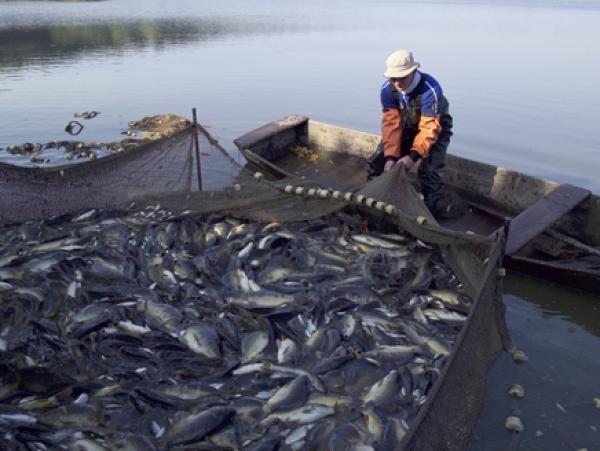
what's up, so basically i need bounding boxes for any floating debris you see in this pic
[556,402,567,414]
[292,145,319,161]
[74,111,100,120]
[2,114,191,165]
[64,120,84,136]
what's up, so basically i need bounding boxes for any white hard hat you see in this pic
[384,49,420,78]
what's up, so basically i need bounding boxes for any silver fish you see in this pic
[161,382,218,401]
[264,375,309,413]
[241,330,270,363]
[364,345,420,362]
[277,338,298,364]
[261,405,334,427]
[351,234,403,249]
[227,292,294,309]
[362,370,401,406]
[179,323,221,360]
[138,299,182,333]
[161,406,235,447]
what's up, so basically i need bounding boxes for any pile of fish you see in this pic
[0,207,472,450]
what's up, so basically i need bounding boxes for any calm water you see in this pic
[471,274,600,450]
[1,1,600,449]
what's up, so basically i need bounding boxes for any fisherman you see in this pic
[369,49,453,216]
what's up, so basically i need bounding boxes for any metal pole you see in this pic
[192,108,203,191]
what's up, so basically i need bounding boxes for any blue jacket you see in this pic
[380,71,450,160]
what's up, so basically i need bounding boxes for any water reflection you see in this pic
[470,281,600,451]
[0,17,301,72]
[504,272,600,337]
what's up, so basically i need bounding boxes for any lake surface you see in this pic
[1,1,600,449]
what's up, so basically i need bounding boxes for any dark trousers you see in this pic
[367,126,452,213]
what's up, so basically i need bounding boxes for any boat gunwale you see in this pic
[236,116,600,247]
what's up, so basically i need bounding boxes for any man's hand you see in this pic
[399,155,416,170]
[383,159,397,172]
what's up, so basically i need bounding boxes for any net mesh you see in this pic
[0,124,509,450]
[0,126,240,225]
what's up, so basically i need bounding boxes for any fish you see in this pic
[362,407,385,442]
[422,308,467,325]
[362,370,401,407]
[285,424,312,446]
[241,330,270,362]
[261,405,334,427]
[172,260,198,281]
[227,268,262,293]
[364,345,420,362]
[0,413,37,424]
[380,417,409,449]
[116,320,152,336]
[38,404,102,428]
[0,208,475,449]
[277,338,298,364]
[351,234,404,249]
[138,298,182,333]
[258,231,295,250]
[72,209,97,222]
[264,375,309,413]
[237,241,255,260]
[161,382,218,401]
[259,266,294,284]
[0,254,19,268]
[268,364,326,393]
[31,237,83,253]
[179,323,222,360]
[161,406,235,447]
[227,292,295,309]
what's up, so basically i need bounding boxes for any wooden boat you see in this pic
[235,115,600,295]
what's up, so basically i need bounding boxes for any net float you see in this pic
[384,204,396,215]
[505,416,523,433]
[511,349,528,364]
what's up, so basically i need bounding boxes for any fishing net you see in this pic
[0,125,239,226]
[0,123,509,450]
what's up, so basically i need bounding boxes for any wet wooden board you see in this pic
[505,184,590,256]
[234,115,308,162]
[507,255,600,294]
[242,148,295,178]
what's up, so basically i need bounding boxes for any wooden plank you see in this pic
[234,115,308,150]
[545,229,600,258]
[240,148,295,179]
[505,184,590,256]
[507,255,600,295]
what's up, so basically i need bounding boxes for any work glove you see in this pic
[398,155,416,170]
[383,159,397,172]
